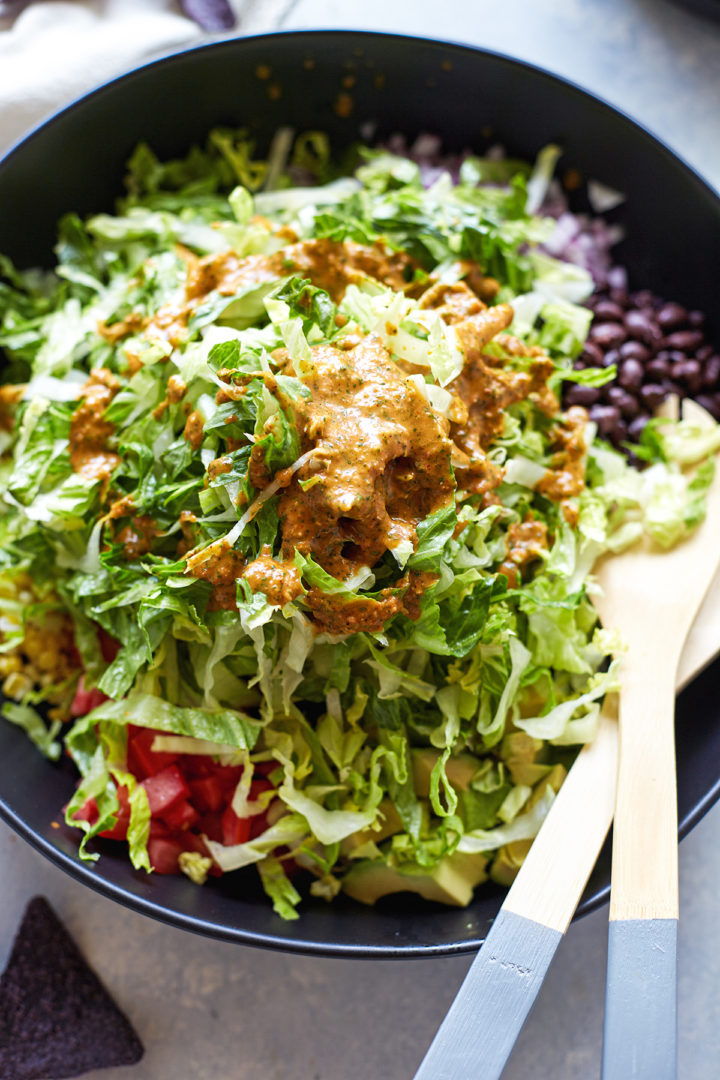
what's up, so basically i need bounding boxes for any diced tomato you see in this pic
[127,727,179,779]
[250,778,274,799]
[160,798,199,831]
[198,812,224,843]
[99,784,130,840]
[180,755,214,779]
[70,678,109,718]
[98,627,119,662]
[72,796,98,824]
[147,836,183,874]
[253,761,276,778]
[221,805,251,846]
[245,778,275,839]
[149,818,170,838]
[141,765,190,816]
[182,831,222,876]
[216,765,244,792]
[249,814,269,840]
[188,775,225,814]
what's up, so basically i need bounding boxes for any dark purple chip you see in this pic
[0,897,143,1080]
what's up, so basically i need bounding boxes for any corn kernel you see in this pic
[2,671,33,700]
[0,655,22,676]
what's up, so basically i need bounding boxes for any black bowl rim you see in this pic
[1,27,720,959]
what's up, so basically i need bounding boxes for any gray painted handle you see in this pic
[602,918,678,1080]
[413,910,562,1080]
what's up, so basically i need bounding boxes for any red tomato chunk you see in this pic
[148,836,184,874]
[127,726,178,778]
[141,765,190,815]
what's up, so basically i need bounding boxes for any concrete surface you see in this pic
[1,1,720,1078]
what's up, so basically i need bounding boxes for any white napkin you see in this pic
[0,1,211,155]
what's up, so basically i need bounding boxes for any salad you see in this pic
[0,130,716,920]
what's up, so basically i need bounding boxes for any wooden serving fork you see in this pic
[593,398,720,1080]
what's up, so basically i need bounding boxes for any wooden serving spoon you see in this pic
[413,399,720,1080]
[593,397,720,1080]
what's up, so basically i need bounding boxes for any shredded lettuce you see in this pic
[1,127,716,919]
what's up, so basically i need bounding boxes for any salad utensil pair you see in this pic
[414,399,720,1080]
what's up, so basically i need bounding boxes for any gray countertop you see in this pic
[2,2,720,1078]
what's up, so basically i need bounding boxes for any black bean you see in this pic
[630,290,655,309]
[590,321,627,348]
[565,385,601,407]
[639,383,666,410]
[594,299,626,322]
[662,330,705,352]
[625,309,662,346]
[688,310,706,329]
[580,342,605,367]
[701,355,720,390]
[619,340,651,363]
[646,357,670,381]
[609,287,630,308]
[612,419,629,444]
[603,348,621,369]
[619,358,644,391]
[656,302,687,330]
[662,378,684,397]
[628,415,650,442]
[607,386,640,418]
[671,359,703,394]
[696,344,713,363]
[589,404,621,435]
[696,394,720,421]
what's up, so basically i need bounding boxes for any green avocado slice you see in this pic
[342,851,488,907]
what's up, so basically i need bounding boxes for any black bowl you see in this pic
[1,30,719,958]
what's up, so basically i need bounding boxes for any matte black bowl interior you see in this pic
[1,30,719,958]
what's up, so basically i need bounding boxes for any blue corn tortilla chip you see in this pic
[0,896,143,1079]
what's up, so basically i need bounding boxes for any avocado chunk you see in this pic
[342,851,488,907]
[412,749,480,798]
[501,732,551,786]
[340,799,403,855]
[489,840,533,886]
